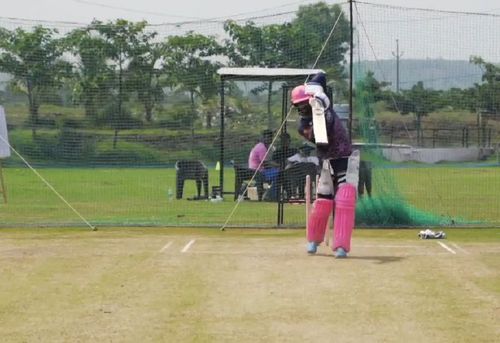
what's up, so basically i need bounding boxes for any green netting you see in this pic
[353,73,453,227]
[351,3,499,227]
[356,196,450,227]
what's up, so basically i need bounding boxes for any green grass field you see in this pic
[0,165,499,227]
[0,227,498,342]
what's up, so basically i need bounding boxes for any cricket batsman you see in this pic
[291,73,358,258]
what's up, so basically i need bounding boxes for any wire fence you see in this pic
[0,1,499,228]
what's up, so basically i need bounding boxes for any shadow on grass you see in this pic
[312,253,404,264]
[347,255,405,264]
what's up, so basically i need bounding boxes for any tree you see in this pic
[362,71,391,103]
[223,3,351,126]
[224,21,291,68]
[164,32,222,139]
[290,3,350,81]
[0,26,71,137]
[441,87,477,112]
[398,81,443,146]
[197,67,221,129]
[127,41,165,122]
[91,19,156,147]
[470,56,500,114]
[355,71,391,143]
[65,27,114,121]
[224,21,293,127]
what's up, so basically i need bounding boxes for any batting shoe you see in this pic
[307,242,318,254]
[335,247,347,259]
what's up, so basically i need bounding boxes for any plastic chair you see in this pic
[175,160,209,199]
[281,162,318,200]
[233,164,264,201]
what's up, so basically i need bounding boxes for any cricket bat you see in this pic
[309,98,328,144]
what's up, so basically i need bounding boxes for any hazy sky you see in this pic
[1,0,499,62]
[2,0,500,24]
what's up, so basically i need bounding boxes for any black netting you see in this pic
[0,2,498,228]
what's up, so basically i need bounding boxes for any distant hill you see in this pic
[0,60,487,92]
[356,59,484,91]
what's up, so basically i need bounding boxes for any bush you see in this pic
[23,116,57,129]
[10,130,59,161]
[156,104,196,129]
[93,141,166,165]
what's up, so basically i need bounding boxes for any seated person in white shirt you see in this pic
[286,142,319,168]
[282,142,319,199]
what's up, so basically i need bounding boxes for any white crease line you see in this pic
[450,242,470,255]
[188,250,450,257]
[181,239,196,253]
[437,241,456,254]
[159,241,172,253]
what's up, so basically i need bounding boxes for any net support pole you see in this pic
[348,0,354,143]
[0,160,6,203]
[277,86,288,226]
[219,77,225,197]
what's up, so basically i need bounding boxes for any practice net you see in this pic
[0,1,498,228]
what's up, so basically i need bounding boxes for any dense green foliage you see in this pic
[0,2,497,164]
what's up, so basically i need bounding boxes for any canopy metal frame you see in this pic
[217,67,324,225]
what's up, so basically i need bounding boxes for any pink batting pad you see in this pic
[307,198,334,243]
[333,184,356,252]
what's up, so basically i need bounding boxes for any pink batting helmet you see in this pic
[291,85,310,105]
